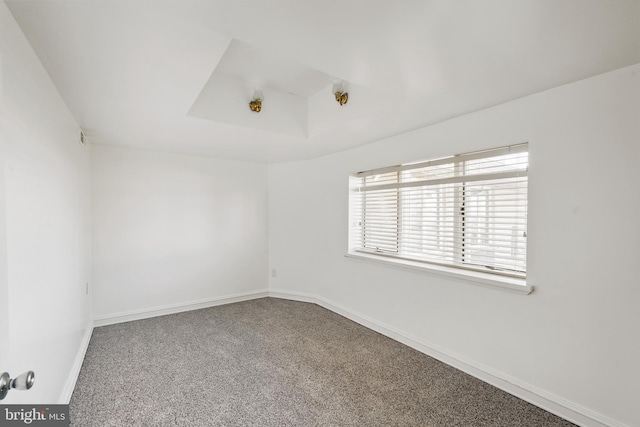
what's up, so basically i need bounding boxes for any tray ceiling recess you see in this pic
[188,39,350,138]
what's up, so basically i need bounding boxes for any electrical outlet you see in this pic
[271,269,277,278]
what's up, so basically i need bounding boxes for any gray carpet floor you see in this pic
[70,298,575,426]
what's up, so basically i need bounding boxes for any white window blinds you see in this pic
[349,143,528,278]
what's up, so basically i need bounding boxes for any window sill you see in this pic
[344,252,533,295]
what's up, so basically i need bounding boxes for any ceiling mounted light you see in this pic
[332,79,348,106]
[249,87,263,113]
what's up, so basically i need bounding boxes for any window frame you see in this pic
[347,144,531,294]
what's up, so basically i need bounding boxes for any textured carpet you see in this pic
[70,298,575,426]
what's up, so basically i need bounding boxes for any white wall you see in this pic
[91,145,268,319]
[0,100,8,379]
[1,1,92,403]
[268,65,640,427]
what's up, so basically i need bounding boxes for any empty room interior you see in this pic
[1,0,639,426]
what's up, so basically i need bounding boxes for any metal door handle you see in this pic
[0,371,35,400]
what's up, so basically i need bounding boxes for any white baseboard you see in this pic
[59,320,94,404]
[93,290,269,327]
[269,289,627,427]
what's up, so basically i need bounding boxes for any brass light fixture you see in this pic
[249,88,263,113]
[332,79,348,106]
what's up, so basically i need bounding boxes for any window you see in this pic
[348,144,528,279]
